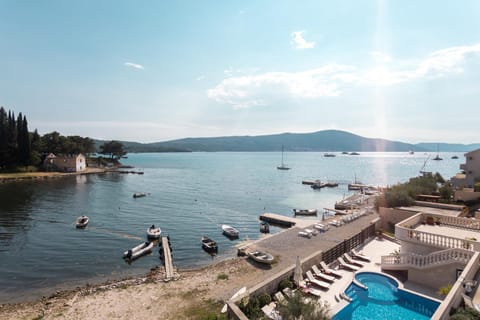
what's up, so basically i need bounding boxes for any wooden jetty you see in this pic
[161,236,178,282]
[260,213,297,227]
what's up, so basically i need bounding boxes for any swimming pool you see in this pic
[333,272,440,320]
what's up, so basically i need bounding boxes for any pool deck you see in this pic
[320,238,443,316]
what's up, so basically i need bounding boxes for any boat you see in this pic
[277,145,290,170]
[432,144,443,161]
[201,236,218,253]
[293,209,318,216]
[133,192,147,198]
[409,150,414,155]
[323,152,336,157]
[260,221,270,233]
[146,225,161,239]
[248,250,275,265]
[349,152,360,155]
[311,181,326,189]
[75,215,89,228]
[452,155,459,159]
[341,151,349,154]
[123,241,154,260]
[222,224,240,238]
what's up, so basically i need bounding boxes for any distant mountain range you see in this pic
[95,130,480,153]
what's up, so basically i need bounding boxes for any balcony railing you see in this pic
[396,226,480,251]
[381,248,474,270]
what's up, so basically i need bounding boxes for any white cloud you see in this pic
[196,75,206,81]
[208,43,480,107]
[207,64,356,108]
[124,62,145,70]
[291,31,315,49]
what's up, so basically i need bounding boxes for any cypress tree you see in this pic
[0,107,7,167]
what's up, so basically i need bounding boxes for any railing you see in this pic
[438,216,480,231]
[381,248,474,270]
[396,227,478,250]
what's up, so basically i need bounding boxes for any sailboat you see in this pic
[277,145,290,170]
[432,144,442,161]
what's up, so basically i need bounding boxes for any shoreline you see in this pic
[0,256,257,320]
[0,167,111,183]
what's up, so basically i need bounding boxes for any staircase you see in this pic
[381,248,474,271]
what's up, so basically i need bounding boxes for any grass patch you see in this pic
[182,299,227,320]
[217,273,229,281]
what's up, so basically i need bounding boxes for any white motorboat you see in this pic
[293,209,318,216]
[146,225,161,239]
[75,215,89,228]
[222,224,239,238]
[248,250,275,265]
[123,241,154,260]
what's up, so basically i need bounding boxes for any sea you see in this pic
[0,151,462,303]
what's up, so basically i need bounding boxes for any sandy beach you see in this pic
[0,257,263,320]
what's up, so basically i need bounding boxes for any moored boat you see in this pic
[75,215,89,228]
[123,241,154,260]
[260,221,270,233]
[222,224,240,238]
[293,209,317,216]
[201,236,218,253]
[133,192,147,198]
[147,225,161,239]
[248,250,275,265]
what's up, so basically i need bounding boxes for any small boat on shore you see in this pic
[133,192,147,198]
[248,250,275,265]
[75,215,89,228]
[201,236,218,254]
[260,221,270,233]
[222,224,240,238]
[123,241,154,260]
[147,225,161,239]
[293,209,317,216]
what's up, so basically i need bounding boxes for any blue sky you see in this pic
[1,1,480,143]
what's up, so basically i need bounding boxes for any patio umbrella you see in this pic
[293,256,303,287]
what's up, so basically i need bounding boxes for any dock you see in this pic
[161,236,178,282]
[260,213,297,227]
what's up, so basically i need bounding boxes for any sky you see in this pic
[1,0,480,144]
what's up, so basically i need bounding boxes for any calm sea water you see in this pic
[0,151,461,303]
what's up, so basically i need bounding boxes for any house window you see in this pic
[469,156,473,160]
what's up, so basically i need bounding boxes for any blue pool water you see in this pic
[333,272,440,320]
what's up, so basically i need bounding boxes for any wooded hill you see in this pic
[103,130,480,153]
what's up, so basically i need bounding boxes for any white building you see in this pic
[452,149,480,189]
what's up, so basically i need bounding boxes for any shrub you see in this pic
[278,278,293,291]
[257,293,272,307]
[438,284,453,296]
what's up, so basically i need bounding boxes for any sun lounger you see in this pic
[329,220,342,227]
[343,253,365,267]
[262,302,281,320]
[311,265,335,283]
[319,261,342,278]
[298,231,312,238]
[351,249,372,262]
[337,257,360,271]
[306,270,330,290]
[274,291,286,303]
[282,287,294,298]
[303,285,322,297]
[313,223,329,232]
[304,228,318,236]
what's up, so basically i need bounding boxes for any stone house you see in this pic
[43,153,87,172]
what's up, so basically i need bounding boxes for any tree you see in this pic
[277,291,331,320]
[99,140,127,160]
